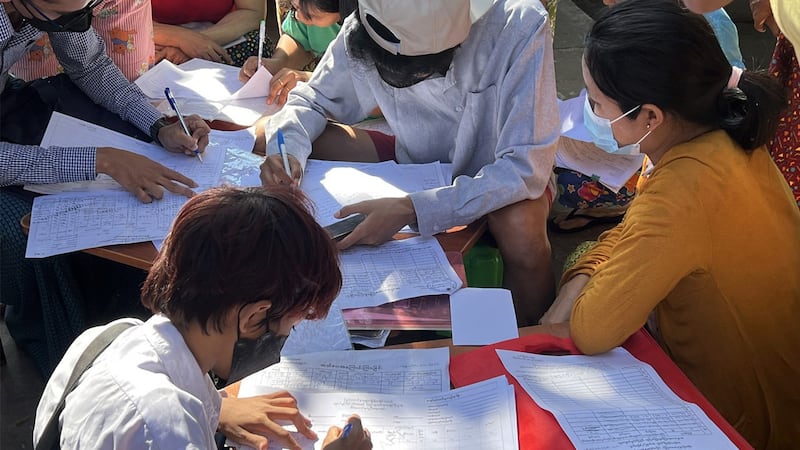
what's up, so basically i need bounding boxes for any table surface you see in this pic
[20,214,486,271]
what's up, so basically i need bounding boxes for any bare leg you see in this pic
[310,123,380,162]
[488,196,555,327]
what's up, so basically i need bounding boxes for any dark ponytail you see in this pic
[585,0,786,152]
[717,71,786,150]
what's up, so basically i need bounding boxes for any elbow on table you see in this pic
[570,319,625,356]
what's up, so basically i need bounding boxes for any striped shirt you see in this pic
[1,7,162,186]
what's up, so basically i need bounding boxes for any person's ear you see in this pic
[640,103,664,131]
[238,300,272,338]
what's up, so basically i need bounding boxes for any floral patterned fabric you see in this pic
[768,33,800,207]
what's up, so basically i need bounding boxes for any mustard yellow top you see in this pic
[564,130,800,450]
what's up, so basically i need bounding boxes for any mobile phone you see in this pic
[324,213,366,241]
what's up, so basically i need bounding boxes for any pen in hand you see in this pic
[276,129,292,178]
[164,87,203,163]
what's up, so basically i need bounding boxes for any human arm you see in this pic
[47,29,168,140]
[750,0,779,35]
[152,23,233,64]
[257,23,376,175]
[199,0,264,48]
[566,167,710,354]
[406,6,560,235]
[240,33,316,82]
[334,197,417,249]
[0,142,198,202]
[218,392,316,450]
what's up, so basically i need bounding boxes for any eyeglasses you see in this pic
[19,0,103,33]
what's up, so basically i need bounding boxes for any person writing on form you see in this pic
[257,0,560,326]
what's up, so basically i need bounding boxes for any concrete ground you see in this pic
[0,2,775,448]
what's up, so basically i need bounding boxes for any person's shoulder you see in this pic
[482,0,548,30]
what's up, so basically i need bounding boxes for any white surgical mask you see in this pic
[583,95,652,155]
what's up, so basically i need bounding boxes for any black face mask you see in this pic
[19,0,100,33]
[223,321,288,386]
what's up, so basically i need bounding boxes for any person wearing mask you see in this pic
[239,0,356,107]
[258,0,560,326]
[1,0,210,375]
[541,1,800,448]
[34,186,372,450]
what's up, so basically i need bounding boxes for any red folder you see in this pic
[449,328,752,449]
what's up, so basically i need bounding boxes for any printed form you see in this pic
[239,347,450,397]
[239,376,517,450]
[497,348,737,450]
[301,160,448,227]
[335,236,463,309]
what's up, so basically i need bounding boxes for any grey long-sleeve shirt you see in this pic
[265,0,559,235]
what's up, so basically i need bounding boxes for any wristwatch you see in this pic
[149,117,170,146]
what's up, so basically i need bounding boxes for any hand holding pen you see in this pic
[161,88,211,160]
[258,129,302,186]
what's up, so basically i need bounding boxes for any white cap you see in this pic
[358,0,493,56]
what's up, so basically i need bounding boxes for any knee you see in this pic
[487,197,552,265]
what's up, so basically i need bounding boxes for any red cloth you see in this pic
[449,328,753,450]
[151,0,235,24]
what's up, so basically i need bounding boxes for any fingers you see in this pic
[186,115,211,152]
[239,56,259,82]
[260,155,295,186]
[267,69,298,106]
[227,426,270,450]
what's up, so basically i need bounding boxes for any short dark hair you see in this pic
[142,186,342,334]
[296,0,356,19]
[585,0,786,151]
[346,6,457,88]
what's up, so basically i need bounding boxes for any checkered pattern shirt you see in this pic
[1,8,162,186]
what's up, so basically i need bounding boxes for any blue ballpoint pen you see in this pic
[164,87,203,162]
[276,129,292,177]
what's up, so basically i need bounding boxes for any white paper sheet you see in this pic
[450,288,519,345]
[238,376,518,450]
[556,91,644,193]
[497,348,737,450]
[239,347,451,397]
[335,236,463,309]
[300,160,448,227]
[28,112,228,194]
[280,305,353,356]
[26,190,186,258]
[135,59,278,124]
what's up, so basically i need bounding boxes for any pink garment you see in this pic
[151,0,234,24]
[10,0,155,82]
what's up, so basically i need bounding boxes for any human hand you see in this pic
[322,416,372,450]
[239,56,261,82]
[268,68,311,106]
[156,115,211,156]
[334,197,417,250]
[750,0,778,35]
[219,392,317,450]
[155,45,191,65]
[259,153,303,186]
[176,28,233,64]
[96,147,197,203]
[539,274,591,325]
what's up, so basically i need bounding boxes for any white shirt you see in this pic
[34,315,222,449]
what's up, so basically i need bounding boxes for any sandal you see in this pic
[548,208,625,233]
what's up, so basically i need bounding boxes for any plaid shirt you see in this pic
[1,8,162,186]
